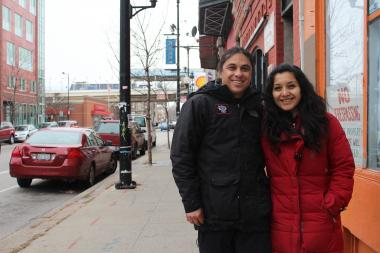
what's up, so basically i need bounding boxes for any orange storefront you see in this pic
[199,0,380,252]
[46,96,113,128]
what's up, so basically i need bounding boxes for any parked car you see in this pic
[169,121,176,129]
[58,120,78,127]
[9,127,117,188]
[159,122,169,131]
[132,114,156,147]
[94,120,146,159]
[38,121,58,129]
[14,124,38,142]
[0,121,16,144]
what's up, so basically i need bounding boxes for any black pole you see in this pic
[67,74,70,120]
[176,0,180,118]
[115,0,136,189]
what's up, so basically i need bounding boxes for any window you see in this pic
[368,17,380,170]
[19,0,26,8]
[20,79,26,91]
[8,76,16,88]
[7,42,15,66]
[30,80,36,92]
[325,0,364,167]
[26,20,33,42]
[2,6,11,31]
[15,13,22,37]
[19,47,33,71]
[29,0,36,15]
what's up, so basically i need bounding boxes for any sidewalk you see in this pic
[0,144,198,253]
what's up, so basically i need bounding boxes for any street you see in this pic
[0,130,172,241]
[0,143,89,240]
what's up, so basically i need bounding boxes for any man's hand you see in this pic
[186,208,204,226]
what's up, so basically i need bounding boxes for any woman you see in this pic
[171,47,271,253]
[261,63,355,253]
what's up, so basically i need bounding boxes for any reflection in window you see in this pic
[26,20,33,42]
[368,18,380,170]
[325,0,364,166]
[15,13,22,37]
[369,0,380,14]
[7,42,15,66]
[2,6,11,31]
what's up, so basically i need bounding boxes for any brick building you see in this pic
[199,0,380,252]
[0,0,44,125]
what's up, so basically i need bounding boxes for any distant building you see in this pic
[0,0,44,125]
[45,68,204,125]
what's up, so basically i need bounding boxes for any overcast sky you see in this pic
[45,0,200,91]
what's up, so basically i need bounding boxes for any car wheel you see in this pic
[87,165,96,187]
[8,135,15,144]
[153,138,156,147]
[140,147,145,156]
[107,158,117,174]
[17,178,32,188]
[131,148,137,159]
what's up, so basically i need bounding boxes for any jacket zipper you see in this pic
[295,153,304,252]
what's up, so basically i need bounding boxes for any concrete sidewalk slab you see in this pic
[0,145,198,253]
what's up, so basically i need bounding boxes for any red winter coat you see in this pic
[261,113,355,253]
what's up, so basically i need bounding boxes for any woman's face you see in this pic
[219,53,252,98]
[272,71,302,113]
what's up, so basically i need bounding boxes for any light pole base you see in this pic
[115,180,137,189]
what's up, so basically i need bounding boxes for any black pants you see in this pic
[197,230,271,253]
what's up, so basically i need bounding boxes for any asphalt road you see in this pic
[0,143,101,240]
[0,129,168,241]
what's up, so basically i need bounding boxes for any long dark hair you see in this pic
[263,64,328,152]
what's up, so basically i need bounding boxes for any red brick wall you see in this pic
[0,0,38,120]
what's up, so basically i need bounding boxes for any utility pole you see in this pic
[115,0,157,190]
[176,0,180,118]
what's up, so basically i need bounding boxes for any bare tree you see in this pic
[131,12,165,165]
[153,74,171,149]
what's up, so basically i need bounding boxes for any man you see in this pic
[171,47,271,253]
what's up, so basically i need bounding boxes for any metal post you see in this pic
[67,74,70,120]
[115,0,135,189]
[176,0,180,118]
[115,0,157,190]
[62,72,70,120]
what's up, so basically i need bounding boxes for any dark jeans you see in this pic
[197,230,271,253]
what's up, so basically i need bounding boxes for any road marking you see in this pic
[0,171,9,175]
[0,185,18,194]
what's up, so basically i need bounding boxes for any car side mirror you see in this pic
[140,129,146,133]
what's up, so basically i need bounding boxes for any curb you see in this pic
[0,170,118,253]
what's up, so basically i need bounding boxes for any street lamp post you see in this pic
[62,72,70,120]
[115,0,157,190]
[176,0,180,119]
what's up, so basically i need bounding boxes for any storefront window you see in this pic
[325,0,364,167]
[368,17,380,170]
[369,0,380,14]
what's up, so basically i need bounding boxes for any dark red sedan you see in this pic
[9,128,117,188]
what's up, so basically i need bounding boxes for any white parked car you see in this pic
[132,114,156,147]
[14,124,38,142]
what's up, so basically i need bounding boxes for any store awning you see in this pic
[199,35,218,69]
[199,0,232,38]
[92,110,111,116]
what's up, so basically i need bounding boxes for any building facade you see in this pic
[0,0,43,126]
[199,0,380,252]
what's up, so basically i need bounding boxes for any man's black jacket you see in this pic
[171,82,271,232]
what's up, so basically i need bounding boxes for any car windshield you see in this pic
[133,116,146,127]
[94,122,119,134]
[58,122,68,127]
[15,126,28,131]
[26,131,82,145]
